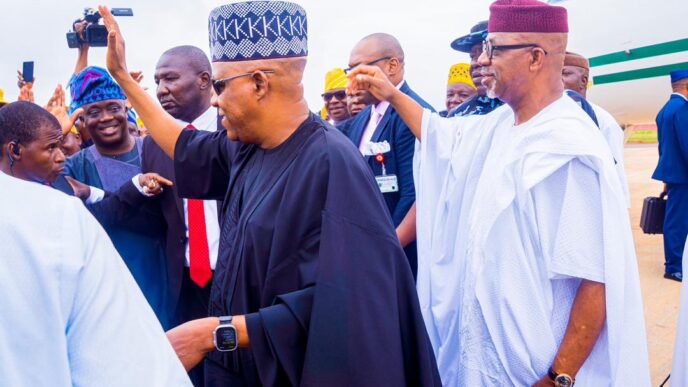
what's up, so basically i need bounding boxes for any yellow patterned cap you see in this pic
[0,88,7,105]
[447,63,476,89]
[324,68,348,93]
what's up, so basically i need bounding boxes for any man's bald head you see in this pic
[159,45,211,74]
[155,45,213,123]
[353,33,405,64]
[349,33,406,104]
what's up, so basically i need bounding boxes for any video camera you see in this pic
[66,8,133,48]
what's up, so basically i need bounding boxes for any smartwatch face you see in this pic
[215,325,237,352]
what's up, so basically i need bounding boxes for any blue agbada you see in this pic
[64,140,170,329]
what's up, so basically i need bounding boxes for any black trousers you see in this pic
[175,268,213,387]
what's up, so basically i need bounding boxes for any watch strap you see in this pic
[548,367,558,381]
[219,315,233,325]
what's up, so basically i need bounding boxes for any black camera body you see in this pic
[66,8,133,48]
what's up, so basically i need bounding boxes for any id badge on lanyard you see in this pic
[374,152,398,193]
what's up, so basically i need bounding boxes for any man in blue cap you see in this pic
[99,3,440,386]
[652,69,688,282]
[449,20,505,117]
[64,66,171,327]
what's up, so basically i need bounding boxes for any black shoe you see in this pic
[664,272,683,282]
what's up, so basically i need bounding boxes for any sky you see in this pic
[0,0,685,117]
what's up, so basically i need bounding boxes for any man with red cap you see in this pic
[348,0,650,385]
[563,51,630,207]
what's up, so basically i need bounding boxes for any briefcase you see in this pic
[640,192,667,234]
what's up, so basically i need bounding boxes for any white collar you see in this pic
[176,107,217,132]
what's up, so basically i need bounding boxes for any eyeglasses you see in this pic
[211,70,275,96]
[482,40,548,60]
[344,56,392,74]
[321,90,347,102]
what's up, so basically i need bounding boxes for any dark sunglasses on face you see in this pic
[211,70,276,96]
[321,90,347,102]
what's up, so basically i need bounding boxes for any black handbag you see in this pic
[640,191,667,234]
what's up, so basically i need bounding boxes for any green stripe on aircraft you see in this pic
[589,38,688,67]
[592,62,688,85]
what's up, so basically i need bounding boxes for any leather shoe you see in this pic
[664,272,683,282]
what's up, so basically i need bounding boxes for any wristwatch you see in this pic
[213,316,238,352]
[548,367,575,387]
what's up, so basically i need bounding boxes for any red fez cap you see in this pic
[564,52,589,70]
[488,0,568,33]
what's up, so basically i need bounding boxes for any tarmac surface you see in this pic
[625,144,681,386]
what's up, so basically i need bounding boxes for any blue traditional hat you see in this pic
[451,20,488,53]
[208,1,308,62]
[670,69,688,84]
[68,66,126,114]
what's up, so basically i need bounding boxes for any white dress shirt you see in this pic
[131,107,221,269]
[0,172,191,386]
[177,108,221,269]
[358,80,405,154]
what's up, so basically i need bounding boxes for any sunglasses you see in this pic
[211,70,275,96]
[321,90,347,102]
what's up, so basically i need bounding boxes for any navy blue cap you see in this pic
[671,69,688,84]
[451,20,488,53]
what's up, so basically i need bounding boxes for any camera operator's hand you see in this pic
[45,84,83,136]
[73,20,90,75]
[74,20,90,45]
[99,6,132,82]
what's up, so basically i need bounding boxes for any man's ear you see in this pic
[530,48,547,70]
[253,71,270,99]
[581,73,589,92]
[8,142,22,161]
[199,71,212,90]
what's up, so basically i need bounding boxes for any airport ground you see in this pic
[626,143,681,385]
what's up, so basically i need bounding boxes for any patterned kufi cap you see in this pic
[208,1,308,62]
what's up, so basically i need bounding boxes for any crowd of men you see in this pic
[2,0,688,386]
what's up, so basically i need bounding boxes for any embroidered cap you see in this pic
[488,0,568,33]
[324,68,347,93]
[447,63,476,89]
[208,1,308,62]
[68,66,126,114]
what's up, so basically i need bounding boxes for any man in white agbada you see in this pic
[0,171,191,386]
[348,0,650,385]
[671,236,688,385]
[562,51,630,207]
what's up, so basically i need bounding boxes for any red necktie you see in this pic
[186,124,212,287]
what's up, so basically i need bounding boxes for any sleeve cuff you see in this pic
[131,174,154,197]
[85,187,105,204]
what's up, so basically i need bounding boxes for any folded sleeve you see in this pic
[244,286,315,386]
[174,128,235,200]
[532,158,606,283]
